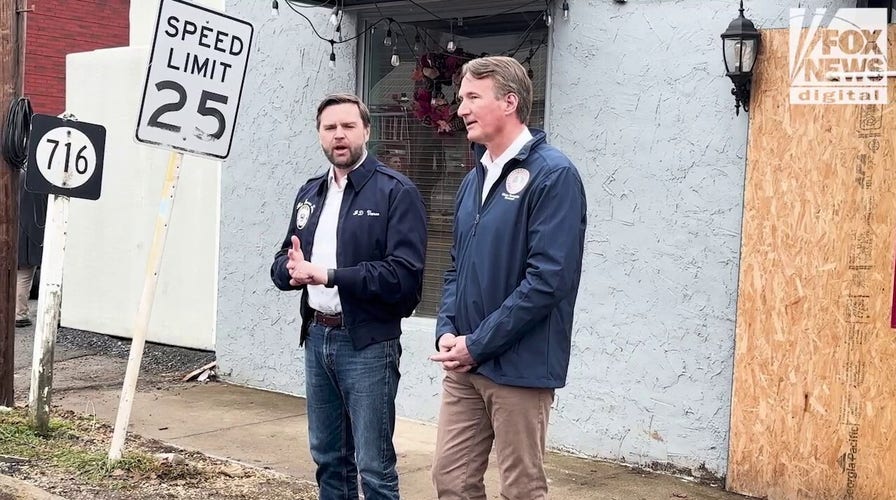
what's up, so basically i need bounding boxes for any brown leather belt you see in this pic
[313,310,343,328]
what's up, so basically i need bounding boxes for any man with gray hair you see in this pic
[430,56,587,499]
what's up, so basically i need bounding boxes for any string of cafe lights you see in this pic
[271,0,390,68]
[368,1,549,69]
[269,0,580,69]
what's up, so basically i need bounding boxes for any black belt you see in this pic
[312,310,343,328]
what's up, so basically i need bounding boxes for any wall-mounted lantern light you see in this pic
[721,1,761,115]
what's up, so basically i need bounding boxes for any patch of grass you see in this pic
[0,406,317,499]
[0,407,203,488]
[0,410,52,459]
[53,448,158,482]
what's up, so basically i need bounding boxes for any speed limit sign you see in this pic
[26,114,106,200]
[134,0,253,160]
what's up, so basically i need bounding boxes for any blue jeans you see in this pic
[305,323,401,500]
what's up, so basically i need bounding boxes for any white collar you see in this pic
[480,127,533,170]
[328,150,368,187]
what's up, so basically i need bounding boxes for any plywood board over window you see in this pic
[727,26,896,499]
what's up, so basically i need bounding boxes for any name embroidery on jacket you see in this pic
[352,210,381,217]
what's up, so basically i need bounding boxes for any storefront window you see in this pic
[363,13,548,316]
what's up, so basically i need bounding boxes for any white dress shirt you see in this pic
[307,152,367,314]
[480,127,533,204]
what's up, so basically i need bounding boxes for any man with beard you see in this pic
[271,93,427,499]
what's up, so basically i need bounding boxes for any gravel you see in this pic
[56,327,216,376]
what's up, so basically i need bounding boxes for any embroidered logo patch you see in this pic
[296,201,313,229]
[505,168,530,196]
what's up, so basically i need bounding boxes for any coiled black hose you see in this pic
[3,97,33,169]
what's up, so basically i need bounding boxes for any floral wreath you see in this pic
[411,49,480,135]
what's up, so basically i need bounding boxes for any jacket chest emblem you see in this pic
[296,201,314,229]
[503,168,530,201]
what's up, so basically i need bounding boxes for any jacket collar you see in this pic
[315,151,380,196]
[471,128,547,167]
[346,152,379,191]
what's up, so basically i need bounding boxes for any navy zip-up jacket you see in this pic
[436,129,587,388]
[271,154,427,350]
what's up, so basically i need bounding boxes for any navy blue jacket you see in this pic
[436,129,586,388]
[18,175,47,268]
[271,154,427,350]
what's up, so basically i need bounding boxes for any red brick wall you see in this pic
[24,0,130,115]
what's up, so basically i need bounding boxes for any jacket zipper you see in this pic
[335,180,354,326]
[456,167,486,316]
[472,157,521,236]
[457,154,522,334]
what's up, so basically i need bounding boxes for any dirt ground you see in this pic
[7,326,750,500]
[4,326,317,499]
[0,405,316,499]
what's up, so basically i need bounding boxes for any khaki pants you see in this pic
[432,371,554,500]
[16,267,35,321]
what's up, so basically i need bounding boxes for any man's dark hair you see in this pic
[316,93,371,129]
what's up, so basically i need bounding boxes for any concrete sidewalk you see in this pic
[10,319,749,499]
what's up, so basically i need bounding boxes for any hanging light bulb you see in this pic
[391,46,400,67]
[329,42,336,70]
[527,66,534,79]
[271,0,279,18]
[447,21,455,52]
[329,6,340,26]
[414,31,422,52]
[562,0,569,20]
[544,11,553,27]
[384,25,393,46]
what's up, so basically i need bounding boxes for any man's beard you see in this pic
[323,144,365,170]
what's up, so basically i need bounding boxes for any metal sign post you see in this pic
[26,113,106,434]
[109,0,252,461]
[108,151,182,459]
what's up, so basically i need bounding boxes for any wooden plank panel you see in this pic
[727,26,896,499]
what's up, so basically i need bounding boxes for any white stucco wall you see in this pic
[533,0,848,475]
[61,0,226,350]
[215,0,853,477]
[214,1,357,389]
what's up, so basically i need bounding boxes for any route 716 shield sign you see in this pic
[25,114,106,200]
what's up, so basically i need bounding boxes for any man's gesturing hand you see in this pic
[287,235,327,286]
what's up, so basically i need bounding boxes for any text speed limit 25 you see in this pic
[135,0,254,160]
